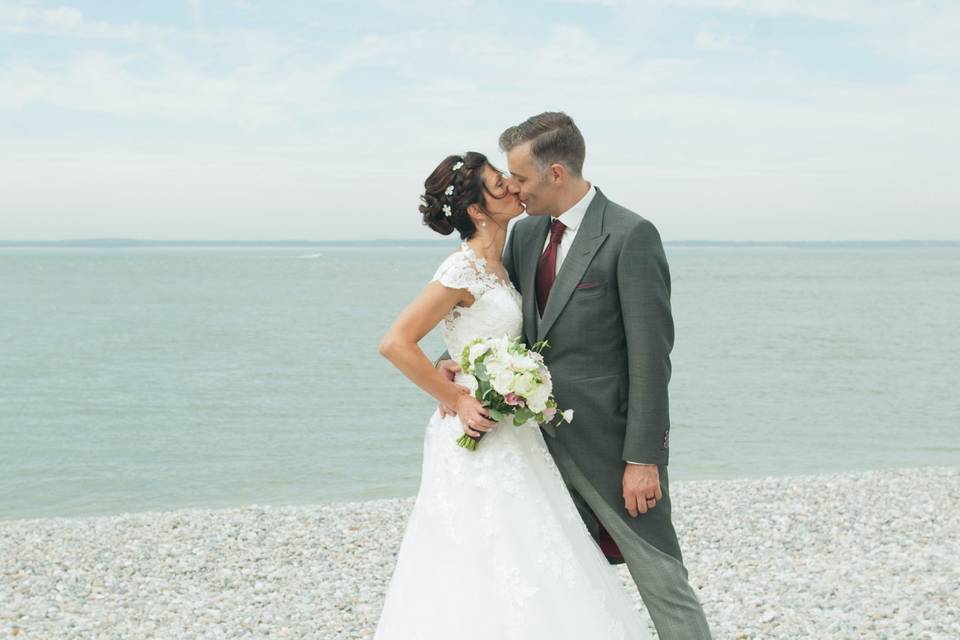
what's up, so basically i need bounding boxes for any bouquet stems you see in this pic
[456,432,483,450]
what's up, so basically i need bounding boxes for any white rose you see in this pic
[483,356,505,377]
[468,342,489,365]
[483,357,512,395]
[562,409,575,423]
[504,352,535,373]
[526,383,551,413]
[510,371,537,398]
[491,368,515,395]
[538,374,552,397]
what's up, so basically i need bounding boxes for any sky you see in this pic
[1,0,958,241]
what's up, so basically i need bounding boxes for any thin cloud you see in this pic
[0,0,956,240]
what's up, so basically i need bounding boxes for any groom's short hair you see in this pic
[498,112,586,178]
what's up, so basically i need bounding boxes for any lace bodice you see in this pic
[431,243,523,361]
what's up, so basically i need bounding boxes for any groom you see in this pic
[440,112,712,639]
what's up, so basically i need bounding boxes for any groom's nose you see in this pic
[505,177,520,194]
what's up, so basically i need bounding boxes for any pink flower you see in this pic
[544,407,557,420]
[504,393,524,407]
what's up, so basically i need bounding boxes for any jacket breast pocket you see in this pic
[572,280,608,299]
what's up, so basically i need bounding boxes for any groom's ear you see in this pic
[548,163,566,185]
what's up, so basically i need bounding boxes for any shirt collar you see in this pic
[553,184,595,231]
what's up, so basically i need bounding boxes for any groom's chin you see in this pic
[521,202,549,217]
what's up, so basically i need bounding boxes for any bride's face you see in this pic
[478,165,525,225]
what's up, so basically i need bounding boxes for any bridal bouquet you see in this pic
[456,335,574,451]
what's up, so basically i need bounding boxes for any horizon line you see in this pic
[1,238,959,247]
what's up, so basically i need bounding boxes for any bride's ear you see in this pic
[466,203,483,224]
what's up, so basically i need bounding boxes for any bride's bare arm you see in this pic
[379,282,497,434]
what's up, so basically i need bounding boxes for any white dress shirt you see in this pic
[540,184,648,467]
[541,184,596,275]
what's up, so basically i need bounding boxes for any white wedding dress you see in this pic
[373,243,651,640]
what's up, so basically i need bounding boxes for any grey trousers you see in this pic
[545,438,713,639]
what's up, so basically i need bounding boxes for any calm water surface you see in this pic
[2,244,958,519]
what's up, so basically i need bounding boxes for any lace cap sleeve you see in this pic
[430,245,492,298]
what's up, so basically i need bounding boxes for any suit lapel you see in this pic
[537,190,609,342]
[522,216,550,346]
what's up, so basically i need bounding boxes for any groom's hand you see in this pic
[436,359,461,417]
[622,464,663,517]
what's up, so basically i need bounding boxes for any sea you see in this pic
[2,240,958,520]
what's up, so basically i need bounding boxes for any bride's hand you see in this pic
[454,394,497,438]
[436,359,461,417]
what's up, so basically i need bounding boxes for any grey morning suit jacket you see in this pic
[502,187,682,562]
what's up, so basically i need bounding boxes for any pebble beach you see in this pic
[2,466,958,639]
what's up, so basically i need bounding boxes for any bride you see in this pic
[375,151,651,639]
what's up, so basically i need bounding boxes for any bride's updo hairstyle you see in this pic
[419,151,495,240]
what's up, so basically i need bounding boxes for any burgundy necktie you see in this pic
[536,219,567,316]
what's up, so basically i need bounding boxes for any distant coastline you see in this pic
[2,238,959,248]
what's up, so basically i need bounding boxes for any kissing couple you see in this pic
[376,112,712,639]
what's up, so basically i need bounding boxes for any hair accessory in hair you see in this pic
[442,204,452,217]
[444,185,454,196]
[452,161,464,171]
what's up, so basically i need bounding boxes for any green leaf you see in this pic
[474,360,490,381]
[532,339,551,353]
[512,407,534,425]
